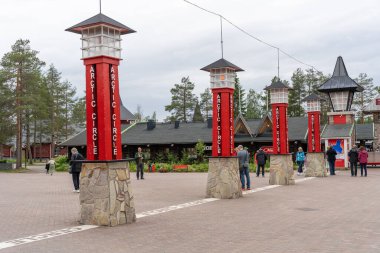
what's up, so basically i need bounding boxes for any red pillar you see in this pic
[84,56,122,160]
[212,88,234,157]
[307,111,321,152]
[271,103,289,154]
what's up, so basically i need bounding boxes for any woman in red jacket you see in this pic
[358,146,368,177]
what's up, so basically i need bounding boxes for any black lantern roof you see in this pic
[302,93,325,102]
[264,81,293,91]
[318,56,363,92]
[66,13,136,35]
[201,58,244,72]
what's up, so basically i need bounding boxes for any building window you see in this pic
[330,91,348,111]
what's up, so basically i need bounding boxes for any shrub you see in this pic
[55,155,69,171]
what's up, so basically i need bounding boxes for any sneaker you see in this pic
[72,189,77,192]
[76,190,80,193]
[247,188,251,191]
[241,188,245,191]
[141,178,145,180]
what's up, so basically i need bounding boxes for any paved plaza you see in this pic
[0,165,380,253]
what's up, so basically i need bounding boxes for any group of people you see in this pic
[347,145,368,177]
[236,145,267,191]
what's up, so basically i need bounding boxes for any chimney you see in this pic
[174,120,180,129]
[147,119,156,130]
[207,117,212,129]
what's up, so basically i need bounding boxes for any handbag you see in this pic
[68,165,73,174]
[243,162,249,168]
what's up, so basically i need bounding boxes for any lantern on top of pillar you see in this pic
[201,58,244,157]
[264,81,293,155]
[302,93,325,153]
[66,13,136,160]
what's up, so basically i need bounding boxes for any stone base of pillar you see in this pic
[269,154,295,185]
[304,152,328,177]
[206,157,242,199]
[79,161,136,226]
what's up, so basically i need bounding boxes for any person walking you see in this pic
[237,145,251,191]
[296,147,305,176]
[326,146,337,175]
[48,157,55,176]
[135,147,145,180]
[348,145,359,176]
[69,148,84,193]
[255,147,267,177]
[358,146,368,177]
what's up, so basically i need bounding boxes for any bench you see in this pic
[172,164,188,171]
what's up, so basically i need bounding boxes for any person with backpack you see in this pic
[296,147,305,176]
[326,146,337,175]
[237,145,251,191]
[255,147,267,177]
[348,145,359,176]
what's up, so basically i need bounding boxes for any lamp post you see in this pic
[66,13,135,160]
[318,56,363,169]
[201,58,244,157]
[202,58,244,199]
[264,81,295,185]
[66,12,136,226]
[264,81,292,154]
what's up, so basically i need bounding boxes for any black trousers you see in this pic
[72,172,80,190]
[137,163,144,179]
[257,164,265,176]
[350,162,357,176]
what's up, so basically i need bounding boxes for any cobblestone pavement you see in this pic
[1,165,380,253]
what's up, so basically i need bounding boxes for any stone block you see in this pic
[269,154,295,185]
[206,157,242,199]
[304,152,328,177]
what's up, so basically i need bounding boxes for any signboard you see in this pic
[109,65,118,159]
[376,98,380,105]
[275,107,280,153]
[311,114,315,152]
[216,93,222,155]
[328,139,345,167]
[229,93,234,155]
[89,64,99,159]
[261,146,274,154]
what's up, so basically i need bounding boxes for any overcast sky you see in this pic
[1,0,379,120]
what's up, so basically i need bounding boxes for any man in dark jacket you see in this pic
[326,146,337,175]
[70,147,84,193]
[256,147,267,177]
[135,147,145,180]
[348,145,359,176]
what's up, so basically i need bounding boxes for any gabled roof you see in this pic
[321,124,354,139]
[65,13,136,35]
[264,81,293,90]
[120,100,136,121]
[201,58,244,72]
[363,95,380,113]
[356,123,374,140]
[302,93,325,102]
[318,56,363,92]
[234,114,254,137]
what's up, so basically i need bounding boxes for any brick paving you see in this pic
[1,165,380,253]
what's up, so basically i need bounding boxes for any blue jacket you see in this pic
[296,151,305,162]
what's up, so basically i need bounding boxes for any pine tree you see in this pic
[233,77,246,118]
[245,88,264,119]
[354,73,377,123]
[199,88,212,120]
[165,77,197,122]
[193,100,203,122]
[288,68,306,117]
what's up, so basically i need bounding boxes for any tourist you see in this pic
[256,147,267,177]
[237,145,251,191]
[135,147,145,180]
[326,146,337,175]
[358,146,368,177]
[348,145,359,176]
[48,157,55,176]
[69,148,84,193]
[296,147,305,176]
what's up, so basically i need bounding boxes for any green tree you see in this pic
[245,88,263,119]
[0,39,45,168]
[0,71,15,158]
[192,100,203,122]
[71,96,86,128]
[288,68,306,117]
[165,76,197,122]
[233,77,246,118]
[199,88,212,120]
[354,73,377,123]
[195,139,206,162]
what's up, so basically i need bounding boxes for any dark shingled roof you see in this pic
[318,56,363,92]
[245,119,262,136]
[302,93,325,102]
[356,124,374,140]
[120,101,136,121]
[321,124,354,138]
[288,117,309,140]
[122,122,212,145]
[65,13,136,35]
[264,81,293,91]
[201,58,244,72]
